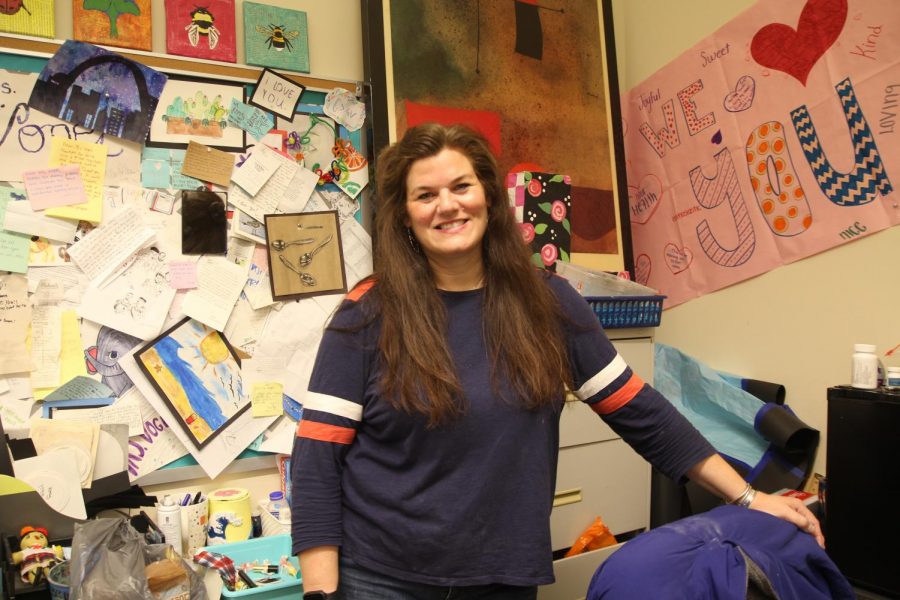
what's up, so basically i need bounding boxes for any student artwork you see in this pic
[507,171,572,271]
[621,0,900,307]
[249,68,305,120]
[264,211,347,301]
[147,74,246,151]
[134,317,247,450]
[28,40,167,144]
[0,0,54,38]
[84,326,143,397]
[72,0,153,51]
[243,1,310,73]
[319,138,369,199]
[276,111,337,174]
[164,0,236,63]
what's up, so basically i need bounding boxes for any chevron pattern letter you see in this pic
[791,77,893,206]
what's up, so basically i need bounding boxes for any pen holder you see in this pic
[206,488,252,545]
[180,496,209,556]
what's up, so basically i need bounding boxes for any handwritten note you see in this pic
[229,145,298,221]
[0,190,29,273]
[324,87,366,132]
[231,143,282,196]
[44,375,114,402]
[181,141,234,187]
[52,395,144,437]
[22,165,88,210]
[65,205,155,284]
[182,257,249,331]
[251,381,283,417]
[0,274,32,375]
[228,99,275,141]
[44,137,108,223]
[250,69,305,119]
[275,166,319,213]
[169,261,198,289]
[32,310,89,401]
[30,305,62,390]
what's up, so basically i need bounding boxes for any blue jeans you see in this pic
[337,554,538,600]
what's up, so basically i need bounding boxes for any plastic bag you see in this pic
[69,518,151,600]
[69,518,208,600]
[563,516,618,558]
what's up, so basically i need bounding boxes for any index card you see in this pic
[251,382,283,417]
[169,261,198,289]
[0,190,29,274]
[45,137,108,224]
[181,141,234,187]
[22,165,89,210]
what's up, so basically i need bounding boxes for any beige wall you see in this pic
[611,0,900,474]
[52,0,364,83]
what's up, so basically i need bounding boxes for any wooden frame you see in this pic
[134,317,247,451]
[264,211,347,301]
[361,0,633,275]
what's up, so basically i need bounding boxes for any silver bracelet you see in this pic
[727,483,756,508]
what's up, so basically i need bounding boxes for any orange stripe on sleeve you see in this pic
[298,420,356,444]
[346,279,376,302]
[590,373,645,416]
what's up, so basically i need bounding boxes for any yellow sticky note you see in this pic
[251,381,283,417]
[45,138,107,223]
[33,310,89,400]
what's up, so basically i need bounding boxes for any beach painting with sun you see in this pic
[135,317,247,449]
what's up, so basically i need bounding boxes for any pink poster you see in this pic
[622,0,900,308]
[164,0,237,63]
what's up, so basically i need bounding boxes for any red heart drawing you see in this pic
[664,243,693,274]
[750,0,847,85]
[634,254,651,286]
[628,174,665,225]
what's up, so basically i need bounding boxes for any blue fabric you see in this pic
[587,506,854,600]
[654,344,768,467]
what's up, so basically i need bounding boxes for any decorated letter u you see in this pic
[791,77,893,206]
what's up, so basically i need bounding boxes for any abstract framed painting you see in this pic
[134,317,247,450]
[164,0,237,63]
[146,73,247,151]
[362,0,633,275]
[73,0,153,52]
[243,1,310,74]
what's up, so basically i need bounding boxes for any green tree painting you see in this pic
[82,0,140,38]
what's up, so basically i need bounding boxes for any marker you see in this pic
[192,491,203,504]
[181,492,192,506]
[238,569,257,588]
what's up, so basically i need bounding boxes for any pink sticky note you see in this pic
[169,261,198,290]
[22,165,89,210]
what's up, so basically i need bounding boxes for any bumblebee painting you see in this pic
[256,23,299,52]
[186,6,220,49]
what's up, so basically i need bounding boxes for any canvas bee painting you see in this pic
[165,0,236,63]
[243,1,309,73]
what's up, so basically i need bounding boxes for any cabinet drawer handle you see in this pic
[553,488,583,507]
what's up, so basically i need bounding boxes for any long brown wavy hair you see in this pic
[365,123,572,427]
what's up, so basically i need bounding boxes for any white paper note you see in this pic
[231,144,282,196]
[52,395,144,437]
[229,147,298,222]
[0,274,33,376]
[182,257,249,332]
[13,452,88,520]
[29,305,62,390]
[3,198,78,243]
[66,205,156,284]
[276,167,319,214]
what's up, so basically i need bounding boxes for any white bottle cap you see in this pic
[853,343,876,353]
[162,494,174,506]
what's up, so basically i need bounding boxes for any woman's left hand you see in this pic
[749,491,825,548]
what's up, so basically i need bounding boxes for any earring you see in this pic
[407,227,421,254]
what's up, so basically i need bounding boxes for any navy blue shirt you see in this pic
[290,274,715,586]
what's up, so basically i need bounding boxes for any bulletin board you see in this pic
[0,33,366,486]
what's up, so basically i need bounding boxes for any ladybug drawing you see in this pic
[0,0,31,16]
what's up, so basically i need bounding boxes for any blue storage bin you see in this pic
[584,295,666,329]
[200,534,301,599]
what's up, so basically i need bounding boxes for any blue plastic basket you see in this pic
[201,534,301,599]
[585,295,666,329]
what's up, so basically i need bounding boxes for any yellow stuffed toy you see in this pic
[11,526,64,585]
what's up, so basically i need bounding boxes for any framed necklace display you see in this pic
[264,210,347,301]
